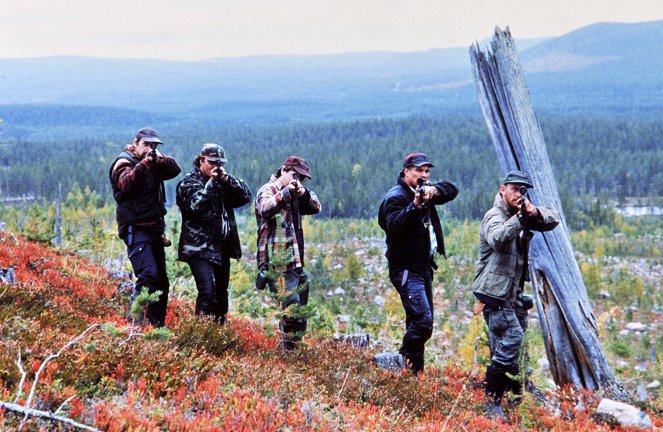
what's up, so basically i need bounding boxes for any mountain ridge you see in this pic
[1,20,663,138]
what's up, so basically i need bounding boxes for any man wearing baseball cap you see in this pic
[176,143,251,323]
[254,155,321,351]
[378,152,459,374]
[473,170,559,421]
[109,127,181,327]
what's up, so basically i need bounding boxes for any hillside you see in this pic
[3,20,663,140]
[0,230,661,431]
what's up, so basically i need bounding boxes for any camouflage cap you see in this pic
[502,170,534,188]
[199,143,227,162]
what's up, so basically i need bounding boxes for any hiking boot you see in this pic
[486,400,508,423]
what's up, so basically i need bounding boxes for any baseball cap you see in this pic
[404,152,434,168]
[283,156,311,179]
[135,127,163,144]
[199,143,227,162]
[502,170,534,188]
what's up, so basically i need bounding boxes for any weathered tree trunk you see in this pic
[469,27,628,400]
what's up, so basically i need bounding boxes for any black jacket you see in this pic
[109,150,181,238]
[378,174,458,273]
[176,168,252,264]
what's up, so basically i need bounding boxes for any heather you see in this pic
[0,230,661,430]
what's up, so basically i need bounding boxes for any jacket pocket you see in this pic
[128,242,146,259]
[401,291,424,318]
[484,271,514,300]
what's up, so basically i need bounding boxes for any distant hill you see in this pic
[1,20,663,139]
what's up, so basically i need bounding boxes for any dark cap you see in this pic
[135,127,163,144]
[404,152,434,168]
[502,170,534,188]
[199,143,227,162]
[283,155,311,179]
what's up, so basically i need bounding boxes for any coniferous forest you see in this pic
[1,115,661,225]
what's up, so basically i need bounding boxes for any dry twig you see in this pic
[1,324,101,431]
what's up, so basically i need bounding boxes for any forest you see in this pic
[0,114,661,226]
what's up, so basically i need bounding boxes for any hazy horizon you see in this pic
[2,0,663,61]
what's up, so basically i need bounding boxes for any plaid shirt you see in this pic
[255,175,321,270]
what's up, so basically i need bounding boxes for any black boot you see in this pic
[402,351,424,375]
[485,365,508,422]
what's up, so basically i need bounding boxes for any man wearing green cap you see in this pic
[176,143,251,323]
[473,170,559,421]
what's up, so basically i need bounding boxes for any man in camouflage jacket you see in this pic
[176,143,251,323]
[473,170,559,421]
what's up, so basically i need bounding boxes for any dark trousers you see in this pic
[125,229,170,327]
[188,257,230,323]
[483,304,528,398]
[389,267,434,373]
[267,268,309,349]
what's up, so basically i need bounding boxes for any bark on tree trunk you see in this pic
[469,27,629,400]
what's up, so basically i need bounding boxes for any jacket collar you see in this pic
[494,193,518,217]
[397,173,415,197]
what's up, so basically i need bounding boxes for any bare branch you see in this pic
[24,324,99,410]
[119,320,144,346]
[13,348,27,404]
[0,400,100,432]
[53,394,77,416]
[336,367,352,400]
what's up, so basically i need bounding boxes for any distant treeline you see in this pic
[0,115,661,227]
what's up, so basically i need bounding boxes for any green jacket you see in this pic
[473,193,559,304]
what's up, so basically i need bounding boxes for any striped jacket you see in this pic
[254,175,321,270]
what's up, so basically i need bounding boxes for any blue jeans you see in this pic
[389,268,434,373]
[125,228,170,327]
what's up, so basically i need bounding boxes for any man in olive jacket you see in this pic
[176,143,251,323]
[473,170,559,421]
[378,152,459,374]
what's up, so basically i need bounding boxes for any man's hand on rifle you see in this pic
[413,185,434,208]
[519,197,540,218]
[145,146,162,165]
[211,164,228,183]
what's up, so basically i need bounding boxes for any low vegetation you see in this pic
[0,202,661,429]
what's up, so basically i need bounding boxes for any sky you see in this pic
[2,0,663,60]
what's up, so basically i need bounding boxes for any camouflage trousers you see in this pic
[483,305,528,373]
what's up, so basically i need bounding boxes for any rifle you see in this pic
[416,177,429,207]
[149,142,158,161]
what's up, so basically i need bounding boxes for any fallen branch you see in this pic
[0,401,100,432]
[24,324,100,410]
[4,323,100,431]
